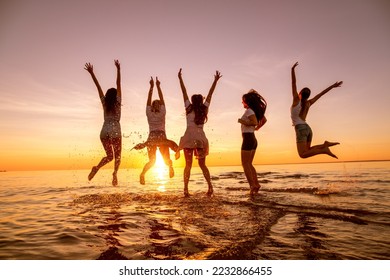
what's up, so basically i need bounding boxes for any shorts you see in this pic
[241,133,258,151]
[295,123,313,143]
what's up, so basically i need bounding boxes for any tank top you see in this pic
[290,101,307,126]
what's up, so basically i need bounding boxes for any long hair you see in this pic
[299,87,311,117]
[105,88,119,113]
[242,89,267,122]
[186,94,208,125]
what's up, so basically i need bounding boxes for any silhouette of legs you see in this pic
[183,149,193,197]
[140,146,157,185]
[159,145,174,178]
[241,149,260,196]
[183,148,213,197]
[112,137,121,186]
[88,136,121,186]
[297,141,339,159]
[198,156,213,196]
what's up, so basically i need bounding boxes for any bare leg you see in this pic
[297,141,339,159]
[241,149,259,195]
[140,146,157,185]
[183,149,193,197]
[198,156,213,196]
[248,148,261,193]
[88,137,114,181]
[159,145,174,178]
[112,137,122,186]
[166,139,179,152]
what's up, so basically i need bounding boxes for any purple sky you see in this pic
[1,0,389,170]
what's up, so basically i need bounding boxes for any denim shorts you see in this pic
[295,123,313,143]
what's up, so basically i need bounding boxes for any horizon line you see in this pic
[2,159,389,172]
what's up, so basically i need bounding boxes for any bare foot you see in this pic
[140,174,145,185]
[253,184,260,195]
[325,147,338,159]
[325,141,340,147]
[184,187,190,197]
[112,173,118,186]
[88,166,98,181]
[131,142,146,150]
[175,151,180,160]
[207,187,213,197]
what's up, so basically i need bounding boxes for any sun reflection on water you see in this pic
[153,152,168,192]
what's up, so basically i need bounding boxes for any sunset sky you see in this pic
[1,0,389,171]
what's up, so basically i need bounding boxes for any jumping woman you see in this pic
[177,68,222,197]
[84,60,122,186]
[291,62,343,159]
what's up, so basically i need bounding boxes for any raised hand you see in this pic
[84,62,93,73]
[214,70,222,81]
[156,77,160,87]
[292,62,299,69]
[114,59,120,70]
[333,81,343,88]
[149,76,154,87]
[178,68,183,79]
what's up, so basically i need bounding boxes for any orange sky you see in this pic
[1,0,390,171]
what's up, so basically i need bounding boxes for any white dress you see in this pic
[178,100,209,157]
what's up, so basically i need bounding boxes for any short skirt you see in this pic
[178,127,209,157]
[100,120,121,140]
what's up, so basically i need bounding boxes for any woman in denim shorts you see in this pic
[291,62,343,159]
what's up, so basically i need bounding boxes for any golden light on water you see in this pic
[154,152,168,192]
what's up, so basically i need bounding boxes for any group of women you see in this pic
[84,60,343,197]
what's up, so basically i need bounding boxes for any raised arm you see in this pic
[309,81,343,106]
[147,77,154,106]
[84,62,104,104]
[291,62,299,105]
[178,68,189,103]
[156,77,165,106]
[115,60,121,103]
[205,70,222,104]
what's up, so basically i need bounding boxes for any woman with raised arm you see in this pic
[177,68,222,197]
[238,89,267,196]
[84,60,122,186]
[291,62,343,159]
[139,77,178,185]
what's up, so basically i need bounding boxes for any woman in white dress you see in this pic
[177,68,222,197]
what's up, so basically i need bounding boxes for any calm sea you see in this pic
[0,161,389,260]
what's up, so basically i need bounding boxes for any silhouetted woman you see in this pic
[291,62,342,159]
[238,90,267,195]
[84,60,122,186]
[139,77,177,185]
[177,68,222,197]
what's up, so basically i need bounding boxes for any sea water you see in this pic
[0,161,389,260]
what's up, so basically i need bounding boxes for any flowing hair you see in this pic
[105,88,119,113]
[242,89,267,122]
[299,87,311,118]
[186,94,208,125]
